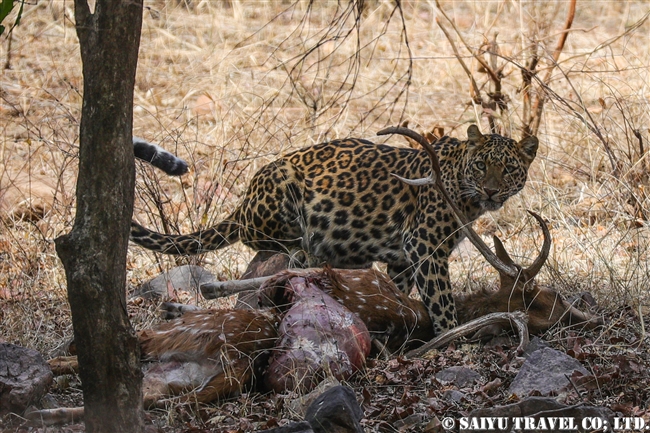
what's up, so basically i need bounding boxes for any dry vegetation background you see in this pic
[1,0,650,417]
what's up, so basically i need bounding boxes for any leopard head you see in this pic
[460,125,538,211]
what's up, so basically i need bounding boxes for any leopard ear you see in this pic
[518,135,539,164]
[466,124,485,146]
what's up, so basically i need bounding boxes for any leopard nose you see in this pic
[483,187,500,197]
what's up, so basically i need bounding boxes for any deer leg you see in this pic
[180,358,256,404]
[25,407,85,426]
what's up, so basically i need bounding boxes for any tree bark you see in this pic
[55,0,144,432]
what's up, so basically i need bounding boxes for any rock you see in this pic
[260,386,363,433]
[0,343,53,415]
[468,396,615,432]
[133,265,215,299]
[522,336,550,357]
[442,389,467,403]
[435,366,480,388]
[287,378,341,416]
[304,386,363,433]
[509,347,590,397]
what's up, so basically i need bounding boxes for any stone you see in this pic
[442,389,467,403]
[435,366,480,388]
[259,385,363,433]
[509,347,590,397]
[304,386,364,433]
[522,336,550,357]
[0,343,53,415]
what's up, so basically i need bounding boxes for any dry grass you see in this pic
[1,0,649,418]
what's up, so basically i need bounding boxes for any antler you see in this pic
[378,126,442,187]
[405,311,529,358]
[491,210,551,285]
[523,211,551,277]
[376,125,520,278]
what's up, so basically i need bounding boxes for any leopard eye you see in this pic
[504,164,518,174]
[475,161,486,171]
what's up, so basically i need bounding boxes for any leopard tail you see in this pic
[130,215,241,255]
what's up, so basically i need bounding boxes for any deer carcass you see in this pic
[41,308,278,419]
[259,272,371,393]
[202,213,601,356]
[29,275,370,425]
[137,308,278,406]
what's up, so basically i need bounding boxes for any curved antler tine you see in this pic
[377,126,442,181]
[492,235,517,268]
[463,223,520,278]
[390,173,435,186]
[524,211,551,277]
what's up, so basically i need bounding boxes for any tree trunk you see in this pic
[55,1,144,432]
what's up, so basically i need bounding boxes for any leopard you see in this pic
[130,125,538,334]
